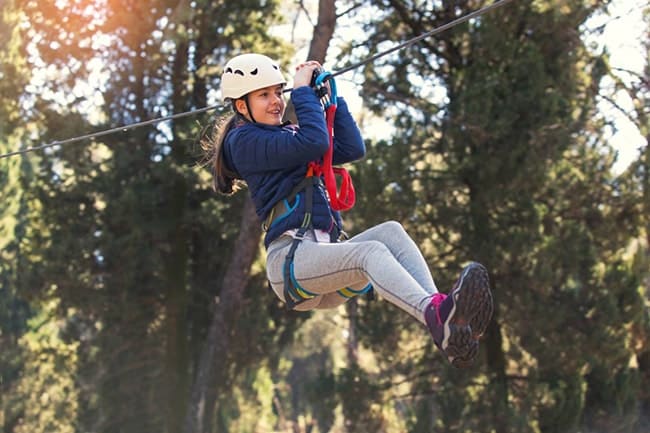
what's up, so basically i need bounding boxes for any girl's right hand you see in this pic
[293,61,322,88]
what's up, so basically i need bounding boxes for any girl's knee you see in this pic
[381,220,404,231]
[377,220,408,239]
[364,240,392,263]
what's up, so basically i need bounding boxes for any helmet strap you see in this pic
[232,96,256,123]
[243,95,257,123]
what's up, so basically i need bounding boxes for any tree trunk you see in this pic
[284,0,337,124]
[164,20,192,433]
[162,178,190,433]
[307,0,336,63]
[184,2,339,430]
[183,198,261,433]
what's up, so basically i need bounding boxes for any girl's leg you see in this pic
[267,237,368,311]
[266,226,433,323]
[266,224,494,368]
[347,221,438,294]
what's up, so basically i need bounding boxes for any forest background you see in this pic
[1,0,649,432]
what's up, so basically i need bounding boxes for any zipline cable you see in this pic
[0,105,221,159]
[0,0,514,160]
[331,0,514,79]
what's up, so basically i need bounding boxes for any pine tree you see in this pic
[9,1,294,432]
[340,0,648,431]
[1,1,39,430]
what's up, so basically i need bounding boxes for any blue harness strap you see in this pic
[282,176,318,310]
[279,175,374,309]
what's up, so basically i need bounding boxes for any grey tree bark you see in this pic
[183,198,261,433]
[183,1,338,431]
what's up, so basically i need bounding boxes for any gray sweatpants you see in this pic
[266,220,438,323]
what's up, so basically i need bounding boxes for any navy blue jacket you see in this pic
[223,86,365,248]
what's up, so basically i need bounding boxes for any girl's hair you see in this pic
[200,112,246,195]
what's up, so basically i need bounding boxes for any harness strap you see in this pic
[262,176,320,232]
[282,176,317,310]
[338,283,373,298]
[282,232,308,310]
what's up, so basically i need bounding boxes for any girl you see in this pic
[202,53,493,368]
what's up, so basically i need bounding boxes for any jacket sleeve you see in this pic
[332,97,366,165]
[227,87,330,174]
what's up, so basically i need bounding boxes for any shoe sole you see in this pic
[442,262,493,365]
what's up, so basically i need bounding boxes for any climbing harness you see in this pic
[267,70,370,310]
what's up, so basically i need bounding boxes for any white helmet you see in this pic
[221,53,287,101]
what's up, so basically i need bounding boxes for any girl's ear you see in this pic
[234,99,248,116]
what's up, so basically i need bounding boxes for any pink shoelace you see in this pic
[430,293,447,325]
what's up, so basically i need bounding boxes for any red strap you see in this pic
[309,104,355,211]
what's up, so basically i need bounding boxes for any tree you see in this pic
[594,3,650,429]
[339,0,648,431]
[8,1,292,432]
[184,1,341,432]
[1,1,39,430]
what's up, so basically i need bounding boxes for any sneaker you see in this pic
[424,262,493,368]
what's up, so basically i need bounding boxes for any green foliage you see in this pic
[2,1,294,433]
[341,1,649,432]
[584,364,643,433]
[336,367,384,433]
[1,2,39,431]
[9,300,79,433]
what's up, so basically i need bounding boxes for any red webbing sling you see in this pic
[308,104,356,211]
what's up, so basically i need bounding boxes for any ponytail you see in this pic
[200,113,246,195]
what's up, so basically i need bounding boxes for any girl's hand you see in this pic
[293,60,322,88]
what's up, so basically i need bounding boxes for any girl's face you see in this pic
[236,84,286,125]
